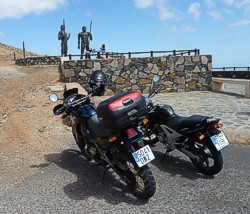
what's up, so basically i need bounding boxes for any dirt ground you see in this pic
[0,54,73,188]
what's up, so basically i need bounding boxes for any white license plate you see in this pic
[132,145,155,167]
[211,131,229,151]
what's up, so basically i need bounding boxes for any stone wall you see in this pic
[15,56,60,66]
[61,55,212,94]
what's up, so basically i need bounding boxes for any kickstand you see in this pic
[161,149,170,162]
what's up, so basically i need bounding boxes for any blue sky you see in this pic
[0,0,250,67]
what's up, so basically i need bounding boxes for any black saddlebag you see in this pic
[97,90,147,129]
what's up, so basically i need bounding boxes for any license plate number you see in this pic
[132,145,155,167]
[211,131,229,151]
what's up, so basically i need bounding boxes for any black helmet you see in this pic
[89,70,107,96]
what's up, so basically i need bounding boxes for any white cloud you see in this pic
[224,8,234,15]
[171,24,196,33]
[205,0,216,8]
[223,0,250,12]
[229,19,250,27]
[134,0,154,9]
[235,0,250,13]
[223,0,235,5]
[187,3,201,20]
[236,0,250,7]
[155,0,182,20]
[0,0,68,20]
[134,0,182,21]
[208,11,223,20]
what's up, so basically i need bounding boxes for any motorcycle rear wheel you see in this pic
[189,140,223,176]
[114,156,156,200]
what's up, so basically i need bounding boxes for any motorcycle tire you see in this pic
[72,131,86,153]
[114,155,156,200]
[189,140,223,176]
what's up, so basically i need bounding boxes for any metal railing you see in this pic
[67,48,200,60]
[212,67,250,71]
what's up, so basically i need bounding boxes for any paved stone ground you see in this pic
[152,90,250,144]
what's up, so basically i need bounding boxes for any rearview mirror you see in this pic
[153,75,159,83]
[49,93,58,102]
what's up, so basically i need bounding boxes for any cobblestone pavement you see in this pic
[151,91,250,144]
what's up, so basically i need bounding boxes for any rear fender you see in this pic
[121,133,145,152]
[180,117,220,135]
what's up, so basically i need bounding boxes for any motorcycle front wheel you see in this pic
[189,140,223,176]
[114,156,156,200]
[73,131,86,153]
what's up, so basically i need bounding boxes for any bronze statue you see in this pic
[78,26,93,59]
[58,24,70,56]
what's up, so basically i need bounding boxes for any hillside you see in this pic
[0,42,42,66]
[0,42,68,188]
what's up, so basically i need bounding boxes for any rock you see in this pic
[65,83,87,94]
[176,57,185,65]
[193,65,201,73]
[115,77,127,84]
[45,85,65,92]
[201,56,208,64]
[93,62,101,70]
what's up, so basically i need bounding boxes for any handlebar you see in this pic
[148,85,163,99]
[70,93,93,107]
[144,85,163,110]
[53,93,93,116]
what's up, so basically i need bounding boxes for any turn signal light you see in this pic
[60,115,66,119]
[143,119,149,125]
[217,123,224,128]
[108,136,117,143]
[198,134,205,141]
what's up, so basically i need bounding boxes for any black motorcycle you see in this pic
[142,76,229,176]
[49,88,156,200]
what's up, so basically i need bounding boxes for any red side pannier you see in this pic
[97,90,147,130]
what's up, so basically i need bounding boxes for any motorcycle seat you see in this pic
[165,114,209,131]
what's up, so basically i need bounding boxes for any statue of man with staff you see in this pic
[78,22,93,59]
[58,20,70,56]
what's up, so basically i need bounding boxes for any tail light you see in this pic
[126,127,137,138]
[207,123,224,130]
[207,123,217,130]
[60,114,67,119]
